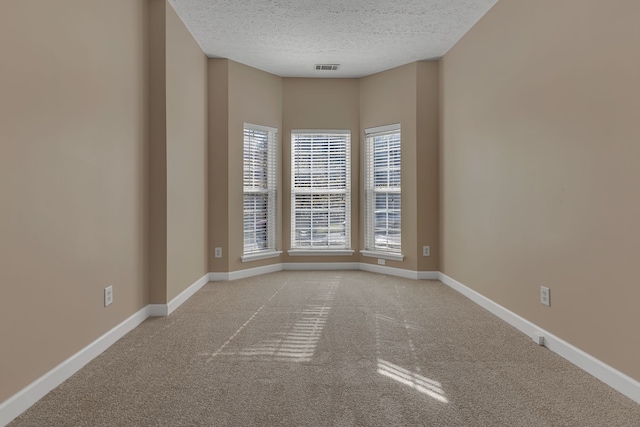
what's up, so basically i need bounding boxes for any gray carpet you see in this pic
[10,271,640,426]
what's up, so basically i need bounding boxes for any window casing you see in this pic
[243,124,278,258]
[290,131,351,251]
[364,124,402,257]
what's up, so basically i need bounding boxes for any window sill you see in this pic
[241,250,283,263]
[288,249,355,257]
[360,250,405,262]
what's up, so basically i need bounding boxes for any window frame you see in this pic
[289,130,354,256]
[361,123,404,261]
[241,123,281,262]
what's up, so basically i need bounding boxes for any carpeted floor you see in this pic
[9,271,640,426]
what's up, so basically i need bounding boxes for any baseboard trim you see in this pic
[438,272,640,405]
[167,273,209,315]
[228,263,284,281]
[283,262,360,271]
[147,304,167,317]
[0,306,150,427]
[359,263,438,280]
[148,273,210,317]
[416,271,439,280]
[208,272,229,282]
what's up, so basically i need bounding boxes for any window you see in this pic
[243,123,279,261]
[363,124,403,260]
[290,131,352,254]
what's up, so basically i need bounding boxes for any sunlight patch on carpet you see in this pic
[207,276,339,363]
[377,359,448,403]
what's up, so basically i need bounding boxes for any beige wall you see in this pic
[228,62,283,271]
[208,60,283,272]
[5,0,636,408]
[149,1,208,302]
[165,5,208,300]
[0,0,149,402]
[212,71,439,270]
[282,78,361,264]
[207,59,230,273]
[441,0,640,381]
[360,63,440,271]
[148,0,167,303]
[416,62,440,272]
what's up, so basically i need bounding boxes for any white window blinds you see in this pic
[291,131,351,249]
[364,124,401,253]
[243,124,278,255]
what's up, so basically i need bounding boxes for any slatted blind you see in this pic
[243,124,278,255]
[291,131,351,249]
[364,124,401,253]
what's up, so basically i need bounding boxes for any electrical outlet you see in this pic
[423,246,430,256]
[104,286,113,307]
[215,247,222,258]
[540,286,550,307]
[377,258,385,265]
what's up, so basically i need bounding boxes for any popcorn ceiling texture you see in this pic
[167,0,498,77]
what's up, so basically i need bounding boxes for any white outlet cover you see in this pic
[377,259,385,265]
[104,286,113,307]
[423,246,430,256]
[540,286,550,307]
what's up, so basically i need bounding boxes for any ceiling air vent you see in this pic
[315,64,340,71]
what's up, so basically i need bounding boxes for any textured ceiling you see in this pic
[167,0,498,78]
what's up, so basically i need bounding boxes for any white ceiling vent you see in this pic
[315,64,340,71]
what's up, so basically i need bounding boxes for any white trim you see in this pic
[359,262,421,279]
[360,250,405,262]
[241,250,282,263]
[364,123,401,135]
[228,263,284,281]
[147,304,168,317]
[359,263,439,280]
[167,273,209,315]
[0,306,150,427]
[287,249,355,257]
[283,262,360,271]
[438,273,640,405]
[147,273,210,317]
[244,122,277,134]
[416,271,440,280]
[291,129,351,135]
[208,272,229,282]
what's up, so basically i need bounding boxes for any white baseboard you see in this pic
[147,304,167,317]
[228,263,284,281]
[148,273,210,317]
[214,262,438,281]
[359,263,438,280]
[0,306,150,427]
[283,262,360,271]
[167,273,210,315]
[438,272,640,405]
[208,272,229,282]
[417,271,440,280]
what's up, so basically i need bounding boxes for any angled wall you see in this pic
[149,0,208,302]
[208,60,283,272]
[0,0,149,403]
[282,78,361,264]
[165,4,208,300]
[208,66,440,272]
[360,62,440,272]
[441,0,640,381]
